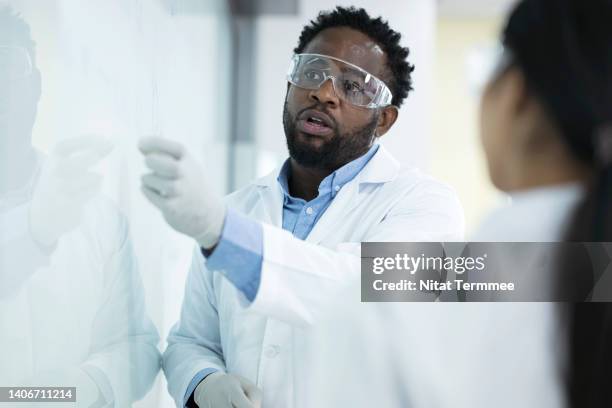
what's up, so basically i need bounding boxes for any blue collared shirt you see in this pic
[184,144,379,406]
[276,145,378,239]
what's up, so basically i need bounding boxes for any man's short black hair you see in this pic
[294,6,415,108]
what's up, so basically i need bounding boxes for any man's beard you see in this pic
[282,101,379,171]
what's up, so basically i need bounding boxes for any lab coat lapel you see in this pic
[253,171,284,227]
[305,145,400,244]
[304,178,361,244]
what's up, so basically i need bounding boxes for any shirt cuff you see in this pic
[184,368,218,407]
[204,209,263,302]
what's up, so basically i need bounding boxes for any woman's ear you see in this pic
[375,105,399,138]
[500,67,530,117]
[501,67,552,142]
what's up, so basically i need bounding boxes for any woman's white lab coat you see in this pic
[302,183,584,408]
[163,145,465,407]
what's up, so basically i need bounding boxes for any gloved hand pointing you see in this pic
[138,136,226,249]
[194,372,263,408]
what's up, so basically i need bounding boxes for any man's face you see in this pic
[283,27,393,171]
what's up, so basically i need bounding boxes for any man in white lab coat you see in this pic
[140,6,463,408]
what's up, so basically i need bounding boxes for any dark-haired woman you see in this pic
[474,0,612,406]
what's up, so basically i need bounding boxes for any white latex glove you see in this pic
[193,372,263,408]
[29,135,114,247]
[138,136,226,249]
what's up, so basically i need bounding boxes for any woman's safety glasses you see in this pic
[287,53,393,109]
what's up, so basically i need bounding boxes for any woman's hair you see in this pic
[502,0,612,406]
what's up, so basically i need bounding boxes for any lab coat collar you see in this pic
[354,143,400,185]
[253,143,400,189]
[252,144,400,243]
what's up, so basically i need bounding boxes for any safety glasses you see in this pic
[287,53,393,109]
[0,45,33,82]
[488,46,514,84]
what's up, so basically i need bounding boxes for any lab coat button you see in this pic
[335,185,341,191]
[306,207,314,215]
[265,345,280,358]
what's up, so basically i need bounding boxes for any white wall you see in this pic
[429,17,509,234]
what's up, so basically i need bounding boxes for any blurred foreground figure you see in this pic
[306,0,612,407]
[0,7,160,406]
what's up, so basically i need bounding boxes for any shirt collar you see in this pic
[276,144,380,201]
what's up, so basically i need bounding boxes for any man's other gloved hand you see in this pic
[193,372,262,408]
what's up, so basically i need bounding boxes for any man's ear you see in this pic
[375,105,399,138]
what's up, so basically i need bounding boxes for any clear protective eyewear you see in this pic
[287,53,393,109]
[0,45,33,82]
[486,46,514,85]
[468,44,515,94]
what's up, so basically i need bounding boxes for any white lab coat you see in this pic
[302,183,583,408]
[0,197,161,407]
[163,145,465,407]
